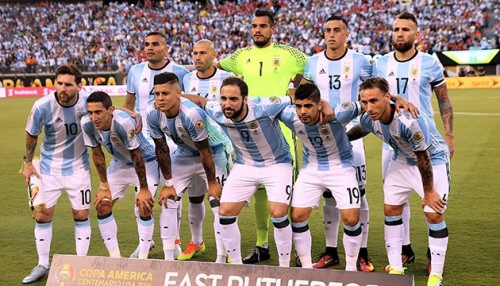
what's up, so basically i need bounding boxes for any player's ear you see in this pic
[318,100,323,111]
[109,105,116,112]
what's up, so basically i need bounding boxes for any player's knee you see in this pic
[425,212,445,224]
[384,204,404,216]
[35,207,55,222]
[72,209,89,221]
[342,216,360,228]
[138,207,152,218]
[96,201,112,217]
[290,209,308,223]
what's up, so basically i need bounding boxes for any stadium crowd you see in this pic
[0,0,496,73]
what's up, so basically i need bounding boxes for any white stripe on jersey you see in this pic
[183,68,234,101]
[25,92,90,176]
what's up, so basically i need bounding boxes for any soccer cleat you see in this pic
[384,253,416,272]
[294,251,302,267]
[242,246,271,264]
[174,243,182,260]
[427,248,432,275]
[177,241,205,260]
[129,240,155,259]
[358,256,375,272]
[388,267,405,275]
[427,274,443,286]
[22,265,50,284]
[312,252,339,269]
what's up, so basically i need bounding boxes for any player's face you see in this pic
[392,18,419,53]
[87,102,114,130]
[144,35,169,64]
[154,82,181,114]
[251,16,275,48]
[55,74,82,106]
[295,98,321,125]
[359,88,391,121]
[324,20,349,51]
[220,85,247,121]
[192,42,215,72]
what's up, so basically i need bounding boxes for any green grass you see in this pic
[1,90,499,285]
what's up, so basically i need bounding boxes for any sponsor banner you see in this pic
[2,85,127,98]
[445,76,500,89]
[0,88,5,98]
[47,255,414,286]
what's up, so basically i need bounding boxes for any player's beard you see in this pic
[253,35,271,48]
[393,39,414,53]
[225,102,245,120]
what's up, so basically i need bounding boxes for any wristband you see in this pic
[99,182,110,190]
[164,178,173,187]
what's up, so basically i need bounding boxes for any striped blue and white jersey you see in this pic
[372,51,445,119]
[147,98,224,157]
[25,92,90,176]
[81,109,156,165]
[304,49,372,125]
[204,96,292,167]
[183,68,234,101]
[279,101,362,170]
[359,107,449,166]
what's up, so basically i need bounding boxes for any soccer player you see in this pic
[303,15,374,271]
[81,91,157,259]
[279,83,363,271]
[372,12,454,271]
[347,77,450,286]
[21,64,92,283]
[182,39,234,263]
[124,31,189,258]
[217,9,307,264]
[147,72,226,262]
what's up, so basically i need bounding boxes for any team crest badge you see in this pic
[410,66,419,78]
[178,126,185,133]
[320,126,330,135]
[342,65,351,76]
[110,133,120,144]
[195,120,204,129]
[128,130,136,140]
[341,102,353,110]
[269,96,281,104]
[248,120,259,129]
[392,133,400,142]
[210,84,219,96]
[273,57,281,72]
[412,131,424,143]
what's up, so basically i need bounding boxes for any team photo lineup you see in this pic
[16,0,491,285]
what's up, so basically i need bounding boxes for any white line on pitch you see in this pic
[455,112,500,116]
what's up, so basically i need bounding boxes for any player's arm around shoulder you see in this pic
[181,93,209,109]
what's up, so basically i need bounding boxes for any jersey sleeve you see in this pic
[360,56,373,81]
[185,108,209,143]
[219,50,243,75]
[80,115,99,148]
[335,101,363,125]
[176,66,190,91]
[371,59,379,78]
[115,114,140,151]
[126,64,137,94]
[277,106,296,129]
[25,104,43,136]
[429,57,446,88]
[146,107,165,139]
[287,47,307,75]
[359,113,374,133]
[182,73,191,94]
[407,116,432,152]
[303,58,314,81]
[203,100,222,121]
[261,96,292,117]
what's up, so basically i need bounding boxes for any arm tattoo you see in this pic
[92,146,108,183]
[153,137,172,180]
[434,84,454,137]
[415,150,434,192]
[131,148,148,189]
[347,124,370,141]
[24,133,38,163]
[194,139,217,183]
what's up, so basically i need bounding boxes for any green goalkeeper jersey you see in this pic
[220,43,307,97]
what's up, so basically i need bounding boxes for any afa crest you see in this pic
[341,102,353,110]
[248,120,259,129]
[320,127,330,135]
[410,66,419,78]
[412,131,424,143]
[128,130,136,140]
[269,96,281,104]
[195,120,205,129]
[342,65,351,76]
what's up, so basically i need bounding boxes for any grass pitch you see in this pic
[0,89,499,285]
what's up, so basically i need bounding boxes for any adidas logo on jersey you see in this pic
[298,130,305,135]
[246,58,251,63]
[55,117,63,123]
[388,71,395,77]
[319,69,326,74]
[191,87,197,92]
[142,78,148,82]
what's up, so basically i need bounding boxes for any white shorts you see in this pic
[221,163,293,204]
[292,165,360,209]
[108,159,160,200]
[171,151,228,197]
[384,161,450,213]
[352,137,367,189]
[41,169,92,210]
[381,148,393,179]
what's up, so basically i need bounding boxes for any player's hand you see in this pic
[422,190,446,214]
[319,100,335,123]
[94,186,112,208]
[158,185,177,207]
[22,162,39,185]
[135,187,154,215]
[394,96,419,118]
[133,113,143,134]
[444,134,454,159]
[207,181,222,202]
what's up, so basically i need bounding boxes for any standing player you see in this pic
[21,64,92,284]
[124,31,189,258]
[147,72,226,262]
[81,91,157,259]
[373,12,454,270]
[182,39,234,263]
[348,77,450,286]
[217,10,307,264]
[303,15,374,271]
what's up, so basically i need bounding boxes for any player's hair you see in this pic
[221,77,248,98]
[396,12,418,26]
[154,72,180,86]
[326,15,349,30]
[145,31,168,44]
[254,9,275,26]
[295,83,321,103]
[359,77,390,94]
[55,64,82,85]
[194,39,215,50]
[87,91,113,109]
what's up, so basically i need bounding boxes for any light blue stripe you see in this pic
[428,221,447,231]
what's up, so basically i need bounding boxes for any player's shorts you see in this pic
[381,148,393,179]
[41,168,92,210]
[108,159,159,200]
[292,165,360,210]
[384,161,451,213]
[347,122,367,189]
[171,150,228,197]
[221,163,293,204]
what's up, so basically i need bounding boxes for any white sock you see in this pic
[402,201,411,245]
[189,201,205,244]
[343,222,362,271]
[98,214,120,258]
[35,221,52,268]
[160,201,180,261]
[272,215,292,267]
[384,216,404,271]
[210,199,227,263]
[137,216,154,259]
[359,195,370,248]
[323,198,340,248]
[220,216,241,264]
[74,219,91,256]
[428,221,448,276]
[292,221,312,268]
